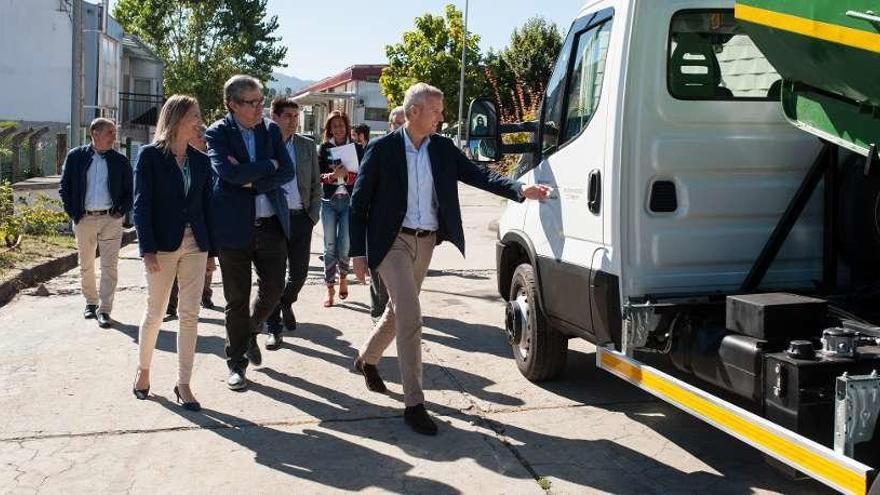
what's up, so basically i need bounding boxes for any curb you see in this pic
[0,227,138,308]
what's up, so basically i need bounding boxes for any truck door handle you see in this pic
[588,169,601,214]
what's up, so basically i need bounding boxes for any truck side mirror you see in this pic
[467,97,502,163]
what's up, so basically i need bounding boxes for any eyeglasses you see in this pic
[236,98,263,109]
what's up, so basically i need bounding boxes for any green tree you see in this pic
[380,4,486,130]
[113,0,287,119]
[486,16,562,122]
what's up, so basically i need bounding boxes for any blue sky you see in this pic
[107,0,586,81]
[270,0,585,80]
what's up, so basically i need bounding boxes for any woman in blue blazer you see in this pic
[131,95,215,411]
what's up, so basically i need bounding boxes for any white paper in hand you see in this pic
[329,143,360,173]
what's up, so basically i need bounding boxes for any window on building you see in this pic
[364,107,389,122]
[365,75,380,83]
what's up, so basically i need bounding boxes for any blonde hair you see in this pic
[153,94,199,152]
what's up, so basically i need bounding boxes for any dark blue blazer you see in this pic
[59,145,133,224]
[132,144,215,256]
[206,114,295,250]
[350,129,525,269]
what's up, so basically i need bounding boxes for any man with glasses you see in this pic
[206,74,295,391]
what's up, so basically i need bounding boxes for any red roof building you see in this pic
[292,64,390,138]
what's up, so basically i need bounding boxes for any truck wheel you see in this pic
[869,474,880,495]
[506,263,567,381]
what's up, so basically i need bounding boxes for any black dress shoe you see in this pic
[132,372,149,400]
[174,385,201,411]
[281,305,297,331]
[83,304,98,319]
[266,332,283,350]
[97,312,112,328]
[404,404,438,436]
[246,335,262,366]
[353,355,387,393]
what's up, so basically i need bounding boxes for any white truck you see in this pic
[467,1,880,493]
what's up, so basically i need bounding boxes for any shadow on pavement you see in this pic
[422,316,510,359]
[286,322,524,407]
[154,396,459,494]
[114,322,227,360]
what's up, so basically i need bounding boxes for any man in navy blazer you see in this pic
[349,82,551,435]
[206,74,295,390]
[59,118,133,328]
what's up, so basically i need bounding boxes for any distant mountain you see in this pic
[268,72,314,95]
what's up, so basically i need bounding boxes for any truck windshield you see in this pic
[668,10,780,101]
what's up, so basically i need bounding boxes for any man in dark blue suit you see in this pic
[206,75,295,391]
[59,118,133,328]
[350,82,551,435]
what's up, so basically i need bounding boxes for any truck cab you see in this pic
[470,0,880,493]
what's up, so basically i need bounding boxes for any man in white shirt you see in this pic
[349,83,551,435]
[59,118,133,328]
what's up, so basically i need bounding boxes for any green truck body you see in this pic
[736,0,880,156]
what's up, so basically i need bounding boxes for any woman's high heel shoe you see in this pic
[323,284,335,308]
[132,369,149,400]
[174,385,201,412]
[339,277,349,300]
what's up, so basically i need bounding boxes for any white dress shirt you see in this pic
[84,149,113,211]
[238,121,275,219]
[401,129,439,231]
[281,138,303,210]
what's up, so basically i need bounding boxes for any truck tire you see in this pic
[870,474,880,495]
[507,263,567,381]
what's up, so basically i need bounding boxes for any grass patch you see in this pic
[0,234,77,282]
[537,476,552,491]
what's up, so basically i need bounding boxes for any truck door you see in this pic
[531,8,616,336]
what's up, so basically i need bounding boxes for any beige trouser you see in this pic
[360,232,435,406]
[137,229,208,384]
[73,214,124,313]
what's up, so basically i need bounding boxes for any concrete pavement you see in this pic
[0,185,830,494]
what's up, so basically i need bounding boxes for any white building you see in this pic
[291,65,390,140]
[0,0,163,179]
[0,0,74,126]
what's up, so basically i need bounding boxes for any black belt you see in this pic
[84,209,110,216]
[400,227,435,238]
[289,208,307,215]
[254,215,279,227]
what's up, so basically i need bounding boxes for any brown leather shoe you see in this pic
[353,355,387,393]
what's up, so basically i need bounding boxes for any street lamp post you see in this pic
[456,0,469,148]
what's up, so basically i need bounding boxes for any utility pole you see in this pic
[70,0,83,147]
[456,0,469,148]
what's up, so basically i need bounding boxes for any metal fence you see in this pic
[0,127,68,184]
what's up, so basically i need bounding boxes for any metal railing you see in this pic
[119,92,163,126]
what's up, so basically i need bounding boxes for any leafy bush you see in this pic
[20,196,69,236]
[0,181,20,247]
[0,184,70,247]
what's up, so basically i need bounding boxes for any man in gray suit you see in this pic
[265,97,322,349]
